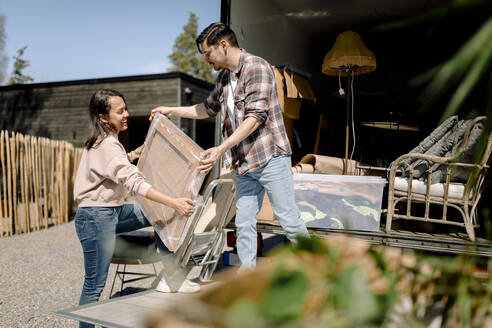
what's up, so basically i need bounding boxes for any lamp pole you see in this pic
[343,73,351,175]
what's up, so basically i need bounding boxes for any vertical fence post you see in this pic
[0,131,81,237]
[0,131,5,238]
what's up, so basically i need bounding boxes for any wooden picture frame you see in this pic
[136,114,205,251]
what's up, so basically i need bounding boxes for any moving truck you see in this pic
[219,0,492,258]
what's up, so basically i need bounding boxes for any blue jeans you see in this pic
[235,155,309,269]
[74,203,164,328]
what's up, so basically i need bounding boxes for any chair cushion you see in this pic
[411,119,473,178]
[430,121,483,183]
[398,115,458,175]
[394,177,465,199]
[411,115,459,153]
[112,231,161,264]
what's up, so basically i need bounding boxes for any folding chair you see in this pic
[155,178,236,291]
[109,230,161,297]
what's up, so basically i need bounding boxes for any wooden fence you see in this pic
[0,131,83,237]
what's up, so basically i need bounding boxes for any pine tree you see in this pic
[168,12,216,83]
[8,46,34,85]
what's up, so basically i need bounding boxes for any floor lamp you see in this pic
[322,31,376,174]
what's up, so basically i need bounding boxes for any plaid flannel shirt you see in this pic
[204,50,291,175]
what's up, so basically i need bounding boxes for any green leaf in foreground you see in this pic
[261,265,310,322]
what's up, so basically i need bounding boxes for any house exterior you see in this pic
[0,72,215,150]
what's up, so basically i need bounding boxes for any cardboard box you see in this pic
[272,66,316,120]
[258,174,386,232]
[283,115,295,146]
[136,114,206,251]
[257,193,276,222]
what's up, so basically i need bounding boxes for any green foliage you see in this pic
[418,13,492,121]
[261,265,310,321]
[8,45,34,85]
[226,299,267,328]
[376,0,491,123]
[153,236,492,327]
[293,235,328,254]
[168,12,216,83]
[331,266,380,323]
[255,240,492,327]
[227,237,403,327]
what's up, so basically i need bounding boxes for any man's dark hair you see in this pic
[196,22,239,53]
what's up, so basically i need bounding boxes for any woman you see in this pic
[73,89,198,328]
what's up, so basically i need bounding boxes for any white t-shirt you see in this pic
[227,75,238,131]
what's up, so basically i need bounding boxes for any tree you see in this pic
[0,15,7,84]
[8,45,34,85]
[168,12,216,83]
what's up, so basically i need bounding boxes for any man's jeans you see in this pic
[234,155,309,269]
[74,203,159,328]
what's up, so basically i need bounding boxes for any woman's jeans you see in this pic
[74,203,162,328]
[234,155,309,269]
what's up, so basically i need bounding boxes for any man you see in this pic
[151,22,309,269]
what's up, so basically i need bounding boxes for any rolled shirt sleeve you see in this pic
[242,65,272,124]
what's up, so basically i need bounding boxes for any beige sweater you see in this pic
[74,135,151,207]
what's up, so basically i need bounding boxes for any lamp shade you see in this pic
[322,31,376,76]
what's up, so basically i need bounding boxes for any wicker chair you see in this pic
[386,116,492,241]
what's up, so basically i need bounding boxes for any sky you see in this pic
[0,0,221,83]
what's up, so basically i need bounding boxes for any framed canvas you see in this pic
[136,114,206,251]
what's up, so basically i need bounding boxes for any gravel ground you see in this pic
[0,221,167,328]
[0,220,283,328]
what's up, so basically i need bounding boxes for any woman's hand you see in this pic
[127,144,144,162]
[150,106,173,121]
[172,197,195,217]
[133,144,144,158]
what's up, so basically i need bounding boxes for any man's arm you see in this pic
[150,103,209,120]
[198,116,261,173]
[220,116,261,153]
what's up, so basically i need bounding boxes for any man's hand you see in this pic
[199,147,223,174]
[150,106,173,121]
[172,197,195,217]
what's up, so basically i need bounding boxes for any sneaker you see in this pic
[177,279,201,293]
[155,278,201,293]
[155,277,172,292]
